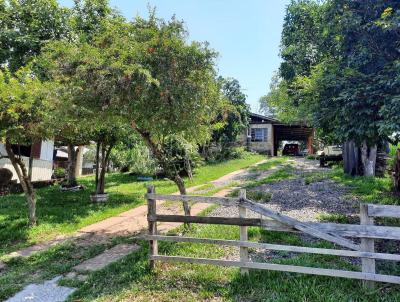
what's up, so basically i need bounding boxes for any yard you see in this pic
[1,158,399,301]
[0,154,264,258]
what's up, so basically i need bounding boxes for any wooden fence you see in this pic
[145,186,400,287]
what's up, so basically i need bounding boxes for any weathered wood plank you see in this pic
[149,214,400,240]
[149,215,262,226]
[239,190,249,275]
[145,193,238,207]
[360,204,375,289]
[241,198,360,250]
[307,222,400,241]
[367,204,400,218]
[144,235,400,261]
[147,186,157,270]
[151,255,400,284]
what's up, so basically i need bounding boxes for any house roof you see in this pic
[249,113,311,128]
[249,112,281,124]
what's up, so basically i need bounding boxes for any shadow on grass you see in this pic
[0,173,149,256]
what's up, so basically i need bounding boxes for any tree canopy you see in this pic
[261,0,400,147]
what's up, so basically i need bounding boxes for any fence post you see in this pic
[360,203,375,289]
[147,185,158,270]
[239,189,249,276]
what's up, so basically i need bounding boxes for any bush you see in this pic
[211,146,253,162]
[163,136,204,178]
[306,155,317,160]
[53,167,66,178]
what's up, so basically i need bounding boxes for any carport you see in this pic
[273,124,314,156]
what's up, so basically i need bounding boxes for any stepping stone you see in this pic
[64,272,88,282]
[5,276,75,302]
[73,243,139,273]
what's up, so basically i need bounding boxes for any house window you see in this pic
[251,128,267,142]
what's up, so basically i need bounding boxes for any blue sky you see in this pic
[59,0,290,113]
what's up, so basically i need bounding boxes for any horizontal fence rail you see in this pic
[368,204,400,218]
[144,235,400,262]
[145,187,400,287]
[150,255,400,284]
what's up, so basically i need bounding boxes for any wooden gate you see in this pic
[145,186,400,286]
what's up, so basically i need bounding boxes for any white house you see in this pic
[0,141,54,182]
[240,113,315,155]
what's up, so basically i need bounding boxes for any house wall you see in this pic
[240,123,274,155]
[0,157,53,182]
[0,141,54,182]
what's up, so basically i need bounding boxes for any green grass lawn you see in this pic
[0,154,264,257]
[61,223,400,302]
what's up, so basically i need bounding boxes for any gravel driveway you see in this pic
[210,157,359,222]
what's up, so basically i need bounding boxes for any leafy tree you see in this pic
[43,10,221,214]
[0,0,70,72]
[210,77,250,156]
[0,68,51,225]
[259,72,291,121]
[271,0,400,176]
[126,14,221,216]
[0,0,69,225]
[38,0,119,187]
[109,132,156,174]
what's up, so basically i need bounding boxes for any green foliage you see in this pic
[267,0,400,146]
[109,133,157,174]
[0,0,70,72]
[53,167,66,179]
[212,77,250,146]
[124,13,221,146]
[0,68,50,144]
[162,136,204,178]
[259,73,293,122]
[71,0,118,41]
[210,147,253,162]
[330,165,399,206]
[246,190,272,203]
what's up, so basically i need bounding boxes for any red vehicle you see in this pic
[282,144,300,156]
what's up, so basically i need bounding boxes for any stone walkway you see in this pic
[5,276,75,302]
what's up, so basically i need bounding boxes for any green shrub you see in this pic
[247,190,272,203]
[211,146,254,162]
[306,155,317,160]
[53,167,66,178]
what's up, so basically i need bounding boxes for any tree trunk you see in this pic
[131,123,191,216]
[393,149,400,193]
[173,174,191,216]
[95,141,100,190]
[66,144,78,187]
[343,140,361,176]
[96,142,113,195]
[5,139,37,225]
[96,141,106,194]
[361,141,377,177]
[28,153,33,181]
[74,146,84,178]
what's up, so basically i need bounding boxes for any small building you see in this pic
[240,113,314,156]
[0,141,54,182]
